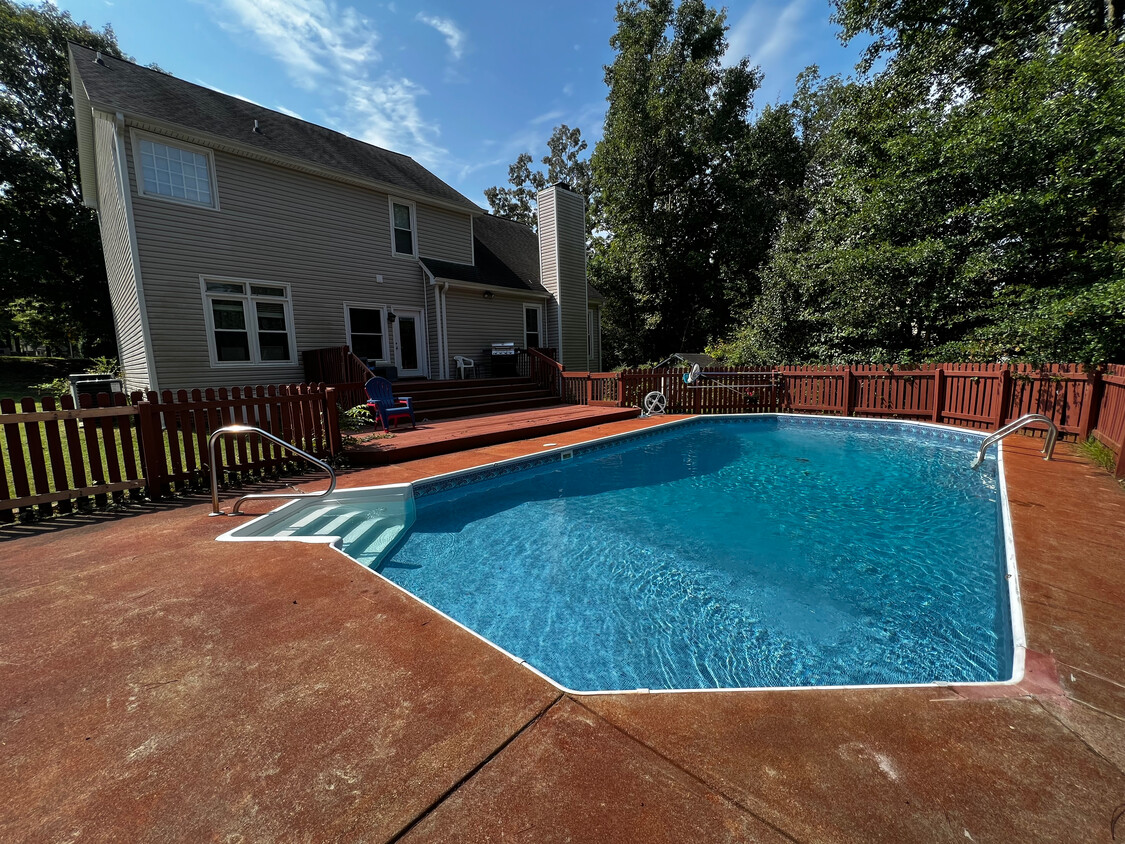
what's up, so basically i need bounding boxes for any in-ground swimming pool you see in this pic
[220,415,1022,693]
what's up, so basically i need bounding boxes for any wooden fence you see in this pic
[604,362,1124,476]
[1,384,339,521]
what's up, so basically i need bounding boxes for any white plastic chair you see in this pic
[453,355,475,379]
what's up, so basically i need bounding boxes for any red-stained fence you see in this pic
[607,363,1125,476]
[1,384,339,522]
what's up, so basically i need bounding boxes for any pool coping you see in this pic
[216,413,1027,696]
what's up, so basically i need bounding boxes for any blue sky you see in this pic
[55,0,869,206]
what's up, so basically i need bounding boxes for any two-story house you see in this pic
[67,44,602,393]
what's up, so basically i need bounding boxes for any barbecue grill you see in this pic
[490,342,518,377]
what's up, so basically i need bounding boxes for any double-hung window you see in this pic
[345,306,386,362]
[134,132,218,208]
[202,278,296,366]
[390,199,416,256]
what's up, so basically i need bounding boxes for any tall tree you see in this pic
[590,0,799,365]
[483,123,596,241]
[0,0,123,355]
[718,15,1125,366]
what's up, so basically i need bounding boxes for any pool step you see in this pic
[269,506,406,561]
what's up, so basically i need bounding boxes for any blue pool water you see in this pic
[355,417,1013,692]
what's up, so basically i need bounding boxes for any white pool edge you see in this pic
[216,413,1028,696]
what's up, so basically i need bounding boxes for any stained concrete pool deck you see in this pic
[2,419,1123,842]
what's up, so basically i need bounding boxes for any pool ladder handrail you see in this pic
[208,424,336,515]
[970,414,1058,469]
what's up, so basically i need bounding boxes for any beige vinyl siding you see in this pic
[537,196,561,353]
[125,130,437,390]
[93,115,152,392]
[588,305,602,371]
[444,291,525,373]
[553,190,588,370]
[416,205,473,263]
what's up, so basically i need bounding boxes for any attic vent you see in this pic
[253,120,263,134]
[94,51,105,65]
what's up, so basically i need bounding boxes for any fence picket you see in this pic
[40,397,72,515]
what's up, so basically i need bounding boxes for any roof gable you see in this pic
[68,43,480,213]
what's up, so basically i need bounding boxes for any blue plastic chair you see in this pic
[364,376,416,431]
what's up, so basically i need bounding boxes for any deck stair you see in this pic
[393,376,561,421]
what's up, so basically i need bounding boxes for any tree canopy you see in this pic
[588,0,804,365]
[483,123,596,241]
[709,1,1125,367]
[0,0,122,354]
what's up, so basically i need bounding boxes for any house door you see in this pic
[390,308,425,378]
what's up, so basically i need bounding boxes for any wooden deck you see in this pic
[345,404,641,464]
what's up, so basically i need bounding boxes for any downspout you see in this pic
[423,264,449,380]
[439,280,450,380]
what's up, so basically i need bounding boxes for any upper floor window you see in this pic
[134,132,217,208]
[390,199,416,256]
[201,278,295,366]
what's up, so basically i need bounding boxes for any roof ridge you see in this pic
[68,41,417,163]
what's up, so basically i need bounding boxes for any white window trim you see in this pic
[130,129,220,211]
[388,197,417,258]
[523,302,544,350]
[343,302,390,364]
[200,276,297,367]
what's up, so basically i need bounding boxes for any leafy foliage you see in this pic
[713,11,1125,367]
[0,1,122,355]
[483,124,596,241]
[589,0,803,365]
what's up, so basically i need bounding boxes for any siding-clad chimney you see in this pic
[537,183,588,370]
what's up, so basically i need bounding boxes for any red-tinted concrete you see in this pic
[400,697,793,843]
[2,426,1123,842]
[0,504,559,842]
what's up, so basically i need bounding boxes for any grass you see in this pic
[0,355,92,403]
[1075,436,1118,473]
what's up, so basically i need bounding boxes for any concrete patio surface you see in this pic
[2,418,1123,842]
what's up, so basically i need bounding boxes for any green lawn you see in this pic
[0,355,91,403]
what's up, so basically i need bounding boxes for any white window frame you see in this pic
[343,303,390,363]
[388,197,417,258]
[523,303,544,350]
[200,276,297,367]
[131,129,220,210]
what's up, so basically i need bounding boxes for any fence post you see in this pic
[1076,372,1102,441]
[994,370,1013,430]
[324,387,342,456]
[931,368,945,424]
[842,367,855,416]
[137,401,167,499]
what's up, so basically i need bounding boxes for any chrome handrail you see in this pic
[971,413,1058,469]
[208,424,336,515]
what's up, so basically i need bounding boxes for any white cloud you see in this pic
[216,0,379,87]
[530,109,565,126]
[562,83,575,96]
[343,76,443,163]
[210,0,447,167]
[415,13,467,61]
[196,80,264,106]
[725,0,811,69]
[274,104,305,120]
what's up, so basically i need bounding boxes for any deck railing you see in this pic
[303,345,373,386]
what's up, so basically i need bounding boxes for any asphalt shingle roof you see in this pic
[68,43,480,212]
